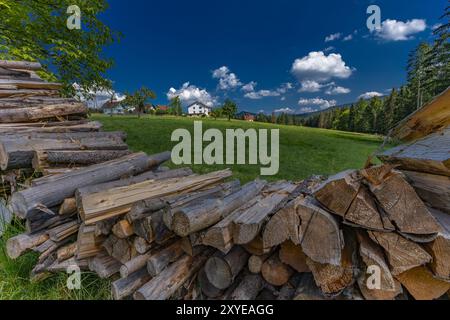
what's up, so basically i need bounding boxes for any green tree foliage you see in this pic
[123,87,156,118]
[169,96,183,116]
[221,99,238,121]
[210,107,223,120]
[0,0,119,97]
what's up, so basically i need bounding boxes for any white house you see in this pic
[187,101,212,116]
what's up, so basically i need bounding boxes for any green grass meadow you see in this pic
[0,115,384,299]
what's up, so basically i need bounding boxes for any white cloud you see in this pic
[244,82,293,99]
[432,23,443,30]
[298,80,324,93]
[167,82,216,107]
[358,91,383,99]
[376,19,427,41]
[274,107,295,113]
[325,85,350,95]
[212,66,242,90]
[299,107,315,113]
[323,46,335,52]
[291,51,354,82]
[298,97,337,110]
[325,33,342,42]
[242,81,257,92]
[343,34,353,41]
[280,96,286,101]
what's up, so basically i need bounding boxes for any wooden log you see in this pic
[37,237,74,262]
[80,169,231,224]
[33,150,131,169]
[0,79,61,90]
[396,266,450,300]
[88,251,121,278]
[230,274,265,300]
[232,182,297,245]
[147,240,184,276]
[368,231,432,275]
[120,251,153,278]
[47,257,89,273]
[279,240,310,273]
[312,169,360,217]
[112,267,152,300]
[204,246,250,290]
[161,180,241,228]
[198,268,223,298]
[362,167,441,235]
[242,236,271,256]
[277,274,303,300]
[344,186,394,231]
[133,209,173,244]
[10,152,169,219]
[94,217,119,237]
[297,196,343,266]
[378,127,450,176]
[56,242,78,262]
[112,219,134,239]
[248,253,271,274]
[262,198,301,250]
[58,198,77,216]
[48,220,79,242]
[402,170,450,214]
[134,237,153,254]
[0,102,86,122]
[388,87,450,141]
[103,234,138,264]
[26,211,74,234]
[261,252,294,286]
[0,60,42,70]
[424,209,450,280]
[6,231,49,259]
[356,231,402,300]
[134,250,213,300]
[201,196,262,253]
[76,223,105,259]
[171,179,266,237]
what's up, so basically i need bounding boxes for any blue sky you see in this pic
[98,0,447,114]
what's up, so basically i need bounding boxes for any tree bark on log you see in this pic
[103,234,138,264]
[33,150,131,169]
[120,251,153,278]
[248,253,271,274]
[134,250,213,300]
[204,246,250,290]
[171,179,266,237]
[0,102,87,122]
[10,152,169,219]
[0,79,61,90]
[0,60,42,70]
[146,240,184,276]
[198,268,223,298]
[112,267,152,300]
[230,274,265,300]
[6,231,49,259]
[88,251,121,278]
[56,242,77,262]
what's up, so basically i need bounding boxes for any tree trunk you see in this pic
[112,267,152,300]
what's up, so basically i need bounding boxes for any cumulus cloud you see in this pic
[242,81,257,92]
[299,107,315,113]
[212,66,242,90]
[167,82,216,107]
[375,19,427,41]
[274,107,295,113]
[298,97,337,110]
[291,51,354,82]
[325,85,350,95]
[343,34,353,41]
[325,33,342,42]
[74,84,125,109]
[244,82,293,99]
[358,91,383,99]
[298,80,324,93]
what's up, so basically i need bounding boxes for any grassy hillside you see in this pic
[94,115,383,183]
[0,115,383,300]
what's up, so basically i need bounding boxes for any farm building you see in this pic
[187,101,212,116]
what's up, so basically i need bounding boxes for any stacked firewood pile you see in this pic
[0,60,129,194]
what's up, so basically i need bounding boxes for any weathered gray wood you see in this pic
[0,79,61,90]
[88,251,121,278]
[402,170,450,214]
[204,246,250,290]
[48,220,80,242]
[134,236,153,254]
[10,152,169,219]
[0,102,86,122]
[171,179,266,237]
[0,199,12,237]
[378,127,450,176]
[120,251,153,278]
[0,60,42,70]
[230,274,265,300]
[76,223,105,259]
[134,250,213,300]
[6,231,49,259]
[198,268,223,298]
[112,267,152,300]
[34,150,131,169]
[111,219,134,239]
[146,240,184,276]
[103,234,138,264]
